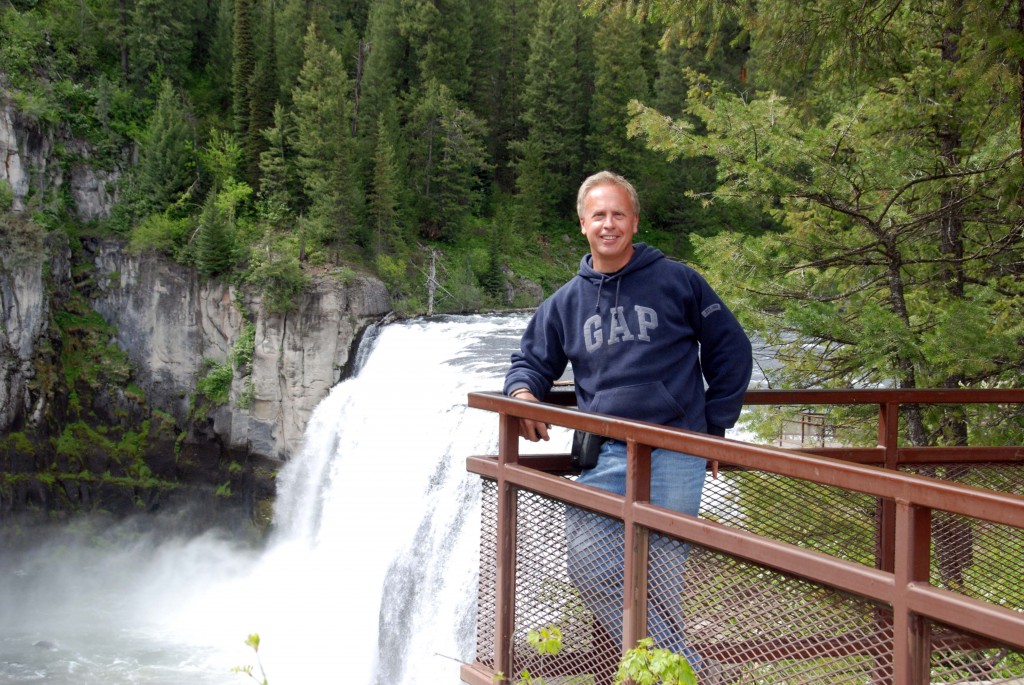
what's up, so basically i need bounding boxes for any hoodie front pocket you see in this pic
[590,381,685,426]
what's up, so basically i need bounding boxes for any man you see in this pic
[503,170,752,669]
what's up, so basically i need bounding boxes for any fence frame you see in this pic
[460,388,1024,685]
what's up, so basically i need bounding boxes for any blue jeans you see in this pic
[565,440,705,667]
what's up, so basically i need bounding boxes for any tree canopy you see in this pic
[3,0,1023,444]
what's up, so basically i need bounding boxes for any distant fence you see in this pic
[461,388,1024,685]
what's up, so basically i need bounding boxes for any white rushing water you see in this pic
[0,312,563,685]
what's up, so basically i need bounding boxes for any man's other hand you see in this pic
[511,390,550,441]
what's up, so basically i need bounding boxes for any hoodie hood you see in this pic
[578,242,663,282]
[578,242,664,313]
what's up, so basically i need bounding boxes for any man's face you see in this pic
[579,183,639,273]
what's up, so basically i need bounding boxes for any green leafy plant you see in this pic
[614,637,696,685]
[0,179,14,211]
[499,628,694,685]
[232,323,256,372]
[246,255,308,314]
[232,633,268,684]
[197,359,233,406]
[515,626,563,685]
[526,626,562,656]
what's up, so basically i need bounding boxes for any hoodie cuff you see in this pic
[706,424,726,438]
[506,384,531,397]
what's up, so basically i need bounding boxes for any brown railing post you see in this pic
[893,500,932,684]
[877,400,901,572]
[622,439,652,652]
[873,400,902,684]
[493,412,521,681]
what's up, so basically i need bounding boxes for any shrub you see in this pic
[0,179,14,211]
[247,255,308,314]
[130,212,192,257]
[197,360,233,406]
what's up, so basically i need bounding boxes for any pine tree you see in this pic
[483,0,539,189]
[196,129,251,275]
[632,19,725,236]
[136,80,196,215]
[405,80,490,241]
[273,0,309,102]
[511,136,548,230]
[369,114,403,256]
[231,0,256,136]
[129,0,198,87]
[336,20,363,133]
[204,0,235,111]
[195,190,235,275]
[481,220,506,300]
[514,0,591,224]
[354,0,410,194]
[291,23,363,257]
[356,0,406,135]
[588,6,650,177]
[398,0,474,101]
[245,0,279,187]
[258,103,298,224]
[273,0,362,102]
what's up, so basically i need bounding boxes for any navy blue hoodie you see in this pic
[504,243,753,436]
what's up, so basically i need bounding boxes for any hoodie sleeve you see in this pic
[503,300,569,398]
[692,272,753,433]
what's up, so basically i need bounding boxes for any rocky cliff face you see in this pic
[1,101,121,222]
[0,231,391,522]
[243,269,392,458]
[1,93,393,523]
[86,239,392,460]
[0,231,71,431]
[1,237,391,464]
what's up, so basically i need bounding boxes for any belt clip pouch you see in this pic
[571,430,603,470]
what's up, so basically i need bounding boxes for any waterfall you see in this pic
[243,313,761,684]
[173,313,555,685]
[270,314,522,683]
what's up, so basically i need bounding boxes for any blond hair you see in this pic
[576,170,640,219]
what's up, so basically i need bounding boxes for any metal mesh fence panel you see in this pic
[662,537,896,684]
[510,489,622,683]
[473,462,1024,684]
[904,464,1024,608]
[927,619,1024,683]
[702,469,879,565]
[475,478,498,669]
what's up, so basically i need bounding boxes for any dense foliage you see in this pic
[0,0,762,315]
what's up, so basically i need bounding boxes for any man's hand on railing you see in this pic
[510,390,551,442]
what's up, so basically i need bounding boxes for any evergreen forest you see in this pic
[3,0,1024,447]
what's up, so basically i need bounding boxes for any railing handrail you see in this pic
[468,390,1024,528]
[742,387,1024,404]
[462,387,1024,685]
